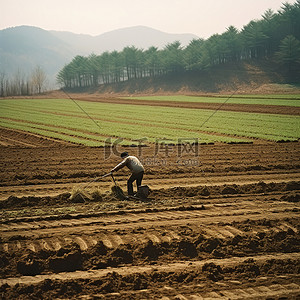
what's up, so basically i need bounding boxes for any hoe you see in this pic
[78,172,150,201]
[109,172,150,201]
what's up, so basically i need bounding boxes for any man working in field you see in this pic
[111,152,144,196]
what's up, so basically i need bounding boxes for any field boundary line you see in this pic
[62,89,102,131]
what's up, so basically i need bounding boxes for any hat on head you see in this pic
[121,152,129,158]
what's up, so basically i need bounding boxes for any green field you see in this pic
[0,97,299,146]
[123,94,300,107]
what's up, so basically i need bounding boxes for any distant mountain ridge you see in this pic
[51,25,198,54]
[0,25,198,86]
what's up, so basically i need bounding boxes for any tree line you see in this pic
[57,2,300,89]
[0,66,47,97]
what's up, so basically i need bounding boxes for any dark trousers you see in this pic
[127,171,144,196]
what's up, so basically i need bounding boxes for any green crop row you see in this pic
[0,99,246,144]
[122,94,300,106]
[0,98,299,146]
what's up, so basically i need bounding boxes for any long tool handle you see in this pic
[102,172,112,178]
[111,173,117,186]
[81,172,111,189]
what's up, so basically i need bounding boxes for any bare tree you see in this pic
[12,69,23,95]
[0,72,6,97]
[31,65,47,94]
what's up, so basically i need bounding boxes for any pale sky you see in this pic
[0,0,296,38]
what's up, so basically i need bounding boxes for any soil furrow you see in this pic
[1,252,299,287]
[1,200,298,236]
[1,172,299,200]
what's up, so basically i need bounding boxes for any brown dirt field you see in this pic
[0,139,300,299]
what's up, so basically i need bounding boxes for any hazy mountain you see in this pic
[0,26,76,87]
[0,25,198,86]
[51,25,199,53]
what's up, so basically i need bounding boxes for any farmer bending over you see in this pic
[111,152,144,196]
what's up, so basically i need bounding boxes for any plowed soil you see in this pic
[0,130,300,299]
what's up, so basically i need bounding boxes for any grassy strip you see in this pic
[0,99,299,144]
[122,95,300,106]
[0,120,102,146]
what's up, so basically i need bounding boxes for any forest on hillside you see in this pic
[57,1,300,89]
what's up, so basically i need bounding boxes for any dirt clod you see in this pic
[202,262,224,281]
[17,256,42,276]
[48,251,82,273]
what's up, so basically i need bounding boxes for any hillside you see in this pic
[0,25,198,85]
[82,61,299,95]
